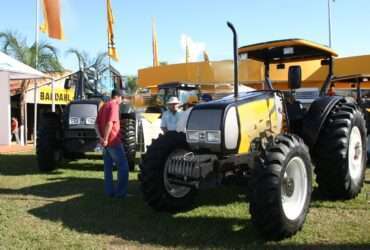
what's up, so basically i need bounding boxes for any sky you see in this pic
[0,0,370,75]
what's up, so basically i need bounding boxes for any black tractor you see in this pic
[36,67,137,171]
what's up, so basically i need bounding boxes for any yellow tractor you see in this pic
[140,23,367,240]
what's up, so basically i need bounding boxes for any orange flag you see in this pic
[107,0,119,61]
[40,0,64,40]
[152,17,159,67]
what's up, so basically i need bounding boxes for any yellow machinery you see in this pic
[140,23,367,240]
[137,54,370,94]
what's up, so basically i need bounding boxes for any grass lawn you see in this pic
[0,152,369,249]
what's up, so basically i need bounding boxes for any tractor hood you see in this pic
[186,91,282,154]
[66,99,102,129]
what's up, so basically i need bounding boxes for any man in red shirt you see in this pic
[96,90,129,198]
[11,117,20,144]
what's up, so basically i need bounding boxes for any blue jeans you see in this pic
[103,143,129,197]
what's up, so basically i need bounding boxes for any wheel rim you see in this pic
[348,126,363,183]
[163,150,191,198]
[281,156,308,221]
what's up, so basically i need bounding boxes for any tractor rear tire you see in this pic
[121,118,136,171]
[36,113,62,171]
[314,100,367,199]
[249,134,312,240]
[140,131,196,212]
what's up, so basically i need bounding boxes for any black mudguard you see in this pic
[301,96,346,148]
[120,103,136,119]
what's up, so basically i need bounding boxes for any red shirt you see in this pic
[11,118,18,132]
[96,100,121,147]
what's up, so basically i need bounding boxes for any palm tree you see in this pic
[0,31,63,143]
[66,49,109,95]
[66,48,107,73]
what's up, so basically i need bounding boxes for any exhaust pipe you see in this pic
[227,22,239,98]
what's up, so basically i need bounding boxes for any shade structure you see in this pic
[0,52,46,80]
[0,52,47,146]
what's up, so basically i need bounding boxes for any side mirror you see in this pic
[64,78,71,89]
[288,66,302,89]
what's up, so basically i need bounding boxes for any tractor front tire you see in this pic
[249,134,312,240]
[140,131,196,212]
[314,100,367,199]
[36,113,62,171]
[121,118,136,171]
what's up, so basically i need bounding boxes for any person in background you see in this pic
[95,89,129,198]
[160,96,182,133]
[177,96,198,133]
[327,83,336,96]
[11,117,20,144]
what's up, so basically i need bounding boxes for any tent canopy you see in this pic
[0,51,46,80]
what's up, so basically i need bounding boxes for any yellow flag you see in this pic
[40,0,64,40]
[152,17,159,67]
[107,0,119,61]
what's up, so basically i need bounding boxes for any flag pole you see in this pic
[33,0,40,147]
[106,0,112,89]
[328,0,333,48]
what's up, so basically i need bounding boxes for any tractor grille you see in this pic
[64,130,98,139]
[167,156,199,179]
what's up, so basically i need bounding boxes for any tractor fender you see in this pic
[301,96,347,148]
[120,103,136,119]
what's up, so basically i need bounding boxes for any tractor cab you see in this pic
[146,82,200,113]
[238,38,337,95]
[238,39,338,132]
[331,74,370,128]
[331,74,370,103]
[157,82,200,107]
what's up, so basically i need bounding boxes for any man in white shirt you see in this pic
[161,96,182,133]
[176,96,199,133]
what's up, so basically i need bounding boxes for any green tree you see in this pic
[66,49,109,95]
[65,48,107,73]
[0,31,63,142]
[126,75,138,94]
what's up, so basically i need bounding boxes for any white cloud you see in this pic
[180,34,206,62]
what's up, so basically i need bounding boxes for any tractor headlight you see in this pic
[69,117,81,125]
[224,106,239,150]
[206,131,221,144]
[187,130,200,143]
[85,117,96,125]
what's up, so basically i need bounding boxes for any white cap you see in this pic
[167,96,180,104]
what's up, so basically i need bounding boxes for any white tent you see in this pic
[0,52,45,80]
[0,51,46,145]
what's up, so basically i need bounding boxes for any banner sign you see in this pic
[26,86,75,105]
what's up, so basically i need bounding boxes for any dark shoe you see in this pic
[114,193,126,198]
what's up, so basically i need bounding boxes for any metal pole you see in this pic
[51,78,55,112]
[106,1,113,90]
[24,99,28,143]
[227,22,239,98]
[328,0,334,48]
[33,0,39,147]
